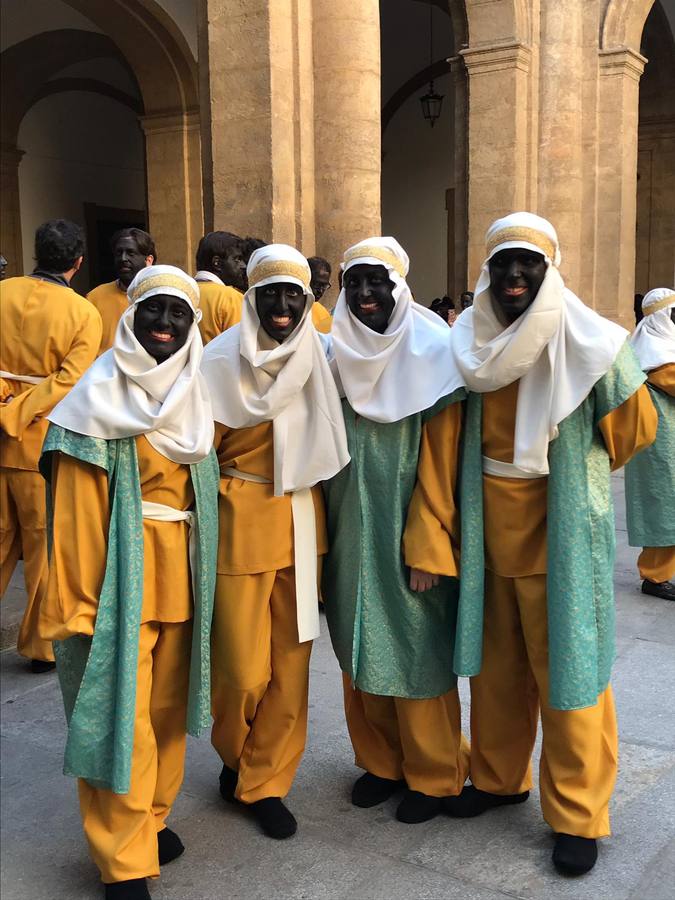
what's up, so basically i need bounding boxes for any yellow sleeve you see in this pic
[0,307,102,439]
[599,383,658,470]
[403,403,461,577]
[41,453,109,641]
[647,363,675,397]
[312,303,333,334]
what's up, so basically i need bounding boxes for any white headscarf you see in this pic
[49,265,215,464]
[200,244,350,496]
[330,236,464,423]
[630,288,675,372]
[451,212,629,475]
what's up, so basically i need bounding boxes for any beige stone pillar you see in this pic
[140,110,203,273]
[199,0,315,250]
[313,0,381,308]
[0,144,25,277]
[537,0,584,294]
[594,48,646,327]
[449,56,469,297]
[461,43,533,284]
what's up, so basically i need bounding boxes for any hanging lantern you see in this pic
[420,81,444,127]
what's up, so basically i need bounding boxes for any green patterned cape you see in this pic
[40,425,219,794]
[625,381,675,547]
[455,341,646,710]
[322,390,465,699]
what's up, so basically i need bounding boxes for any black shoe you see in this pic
[396,789,442,823]
[104,879,151,900]
[158,826,184,865]
[351,772,406,808]
[642,579,675,601]
[219,764,238,803]
[30,659,56,673]
[552,833,598,876]
[443,784,529,818]
[249,797,297,839]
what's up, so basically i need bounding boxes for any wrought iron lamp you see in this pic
[419,4,444,127]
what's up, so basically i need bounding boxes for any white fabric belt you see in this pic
[141,500,197,598]
[482,456,547,480]
[222,466,320,643]
[0,370,46,385]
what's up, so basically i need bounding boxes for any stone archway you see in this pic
[60,0,203,271]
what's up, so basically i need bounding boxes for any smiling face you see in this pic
[488,248,547,324]
[133,293,194,363]
[344,263,396,334]
[255,281,306,343]
[113,236,153,288]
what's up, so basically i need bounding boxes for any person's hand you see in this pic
[410,568,439,592]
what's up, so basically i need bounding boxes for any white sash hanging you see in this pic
[141,501,197,597]
[0,371,46,385]
[482,456,548,480]
[221,466,320,643]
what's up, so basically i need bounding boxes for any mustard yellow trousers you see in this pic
[638,546,675,583]
[211,566,312,804]
[0,467,53,661]
[469,570,618,838]
[343,675,470,797]
[79,619,192,883]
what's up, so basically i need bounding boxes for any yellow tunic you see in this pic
[214,420,327,574]
[210,421,327,803]
[1,275,101,661]
[87,280,128,355]
[197,282,244,345]
[42,436,194,883]
[41,435,193,639]
[312,301,333,334]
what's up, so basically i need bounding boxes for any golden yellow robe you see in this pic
[87,280,128,355]
[312,301,333,334]
[210,421,326,802]
[41,436,193,883]
[0,275,102,661]
[405,380,657,837]
[197,282,244,345]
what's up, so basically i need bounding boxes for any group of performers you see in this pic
[0,212,673,900]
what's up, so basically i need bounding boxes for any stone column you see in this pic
[449,55,468,297]
[595,47,646,327]
[537,0,584,293]
[140,110,203,273]
[0,144,25,276]
[461,42,533,284]
[199,0,315,249]
[312,0,381,308]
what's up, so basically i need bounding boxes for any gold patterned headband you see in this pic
[645,294,675,315]
[129,273,200,308]
[248,260,310,290]
[486,226,557,262]
[343,245,407,278]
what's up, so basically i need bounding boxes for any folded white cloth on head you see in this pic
[630,287,675,373]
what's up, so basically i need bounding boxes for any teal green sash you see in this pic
[41,425,219,794]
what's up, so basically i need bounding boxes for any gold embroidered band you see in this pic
[129,274,200,308]
[248,260,310,289]
[343,245,407,278]
[645,294,675,315]
[486,227,557,262]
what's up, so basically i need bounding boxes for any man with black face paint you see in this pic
[201,244,349,840]
[322,237,470,825]
[410,213,657,875]
[42,265,218,900]
[88,228,156,354]
[194,230,247,344]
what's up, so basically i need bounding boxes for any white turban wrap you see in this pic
[630,288,675,372]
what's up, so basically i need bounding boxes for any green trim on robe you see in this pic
[40,424,219,794]
[322,389,465,700]
[625,382,675,547]
[455,340,646,711]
